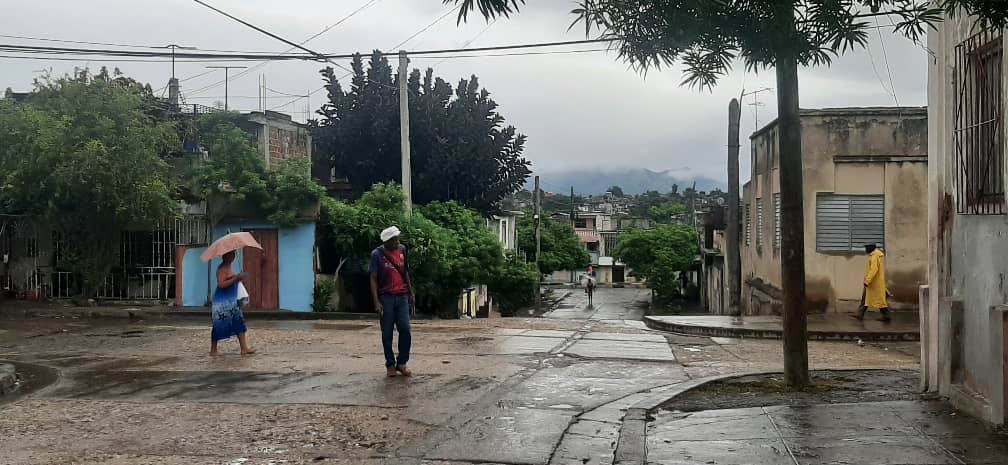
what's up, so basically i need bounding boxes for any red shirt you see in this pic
[371,247,409,296]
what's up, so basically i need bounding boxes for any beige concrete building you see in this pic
[741,107,928,315]
[923,14,1008,426]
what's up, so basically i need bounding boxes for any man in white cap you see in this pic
[369,226,415,377]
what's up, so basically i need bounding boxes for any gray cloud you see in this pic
[0,0,926,187]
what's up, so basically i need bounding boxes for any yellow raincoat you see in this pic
[863,249,888,309]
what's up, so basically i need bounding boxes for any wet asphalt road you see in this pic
[0,288,922,465]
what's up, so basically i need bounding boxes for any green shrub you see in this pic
[312,279,337,312]
[488,252,540,316]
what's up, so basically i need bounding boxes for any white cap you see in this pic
[380,226,401,243]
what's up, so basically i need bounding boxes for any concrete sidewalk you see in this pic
[646,400,1008,465]
[645,312,919,341]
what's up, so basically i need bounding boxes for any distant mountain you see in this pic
[536,168,724,196]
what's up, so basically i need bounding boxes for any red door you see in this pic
[243,229,279,310]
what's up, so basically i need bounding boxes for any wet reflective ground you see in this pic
[0,288,930,464]
[650,401,1008,465]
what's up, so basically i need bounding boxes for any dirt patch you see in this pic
[661,369,920,412]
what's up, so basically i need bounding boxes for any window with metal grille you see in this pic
[774,193,781,251]
[954,31,1005,214]
[744,204,751,246]
[756,198,763,247]
[816,194,885,252]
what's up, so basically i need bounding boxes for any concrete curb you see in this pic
[0,363,17,396]
[643,316,920,342]
[611,371,772,465]
[611,368,921,464]
[12,308,379,321]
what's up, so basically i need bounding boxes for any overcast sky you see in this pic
[0,0,928,185]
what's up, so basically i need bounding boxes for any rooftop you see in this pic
[751,106,928,139]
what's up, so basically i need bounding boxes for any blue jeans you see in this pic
[380,294,412,368]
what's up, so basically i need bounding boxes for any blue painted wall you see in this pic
[181,247,209,308]
[208,222,315,312]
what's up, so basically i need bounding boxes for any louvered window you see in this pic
[774,194,781,251]
[744,204,751,246]
[816,194,884,252]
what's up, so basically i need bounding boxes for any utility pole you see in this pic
[160,44,195,79]
[534,176,542,310]
[726,99,742,317]
[399,50,413,217]
[570,186,576,283]
[206,66,246,111]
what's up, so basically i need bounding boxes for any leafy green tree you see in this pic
[444,0,1008,387]
[319,183,536,317]
[0,70,178,299]
[649,201,687,224]
[189,112,324,228]
[314,52,531,214]
[613,224,699,301]
[517,216,590,276]
[606,185,624,197]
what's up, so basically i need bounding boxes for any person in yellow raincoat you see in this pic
[854,243,891,322]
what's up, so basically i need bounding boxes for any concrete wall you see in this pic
[741,108,929,314]
[927,15,1008,425]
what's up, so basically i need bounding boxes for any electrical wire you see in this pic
[390,4,462,50]
[875,18,900,108]
[427,18,497,68]
[188,0,384,96]
[0,39,618,61]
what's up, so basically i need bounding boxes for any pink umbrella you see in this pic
[201,232,263,262]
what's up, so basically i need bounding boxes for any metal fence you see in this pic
[4,215,207,302]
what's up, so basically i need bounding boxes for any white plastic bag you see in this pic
[237,281,250,306]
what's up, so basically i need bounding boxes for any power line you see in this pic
[192,0,366,82]
[391,4,462,50]
[428,18,497,68]
[0,38,618,61]
[875,18,900,108]
[188,0,383,96]
[269,5,482,113]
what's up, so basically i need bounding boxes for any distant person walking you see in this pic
[582,267,596,306]
[370,226,415,377]
[854,243,891,322]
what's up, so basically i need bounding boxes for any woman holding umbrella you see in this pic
[202,232,261,357]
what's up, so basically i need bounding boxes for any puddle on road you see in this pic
[0,360,58,404]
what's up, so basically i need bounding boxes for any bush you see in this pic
[312,279,337,312]
[487,253,540,316]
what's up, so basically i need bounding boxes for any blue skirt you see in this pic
[211,283,247,342]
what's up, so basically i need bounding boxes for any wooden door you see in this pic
[243,229,279,309]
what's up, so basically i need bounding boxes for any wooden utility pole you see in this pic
[727,98,742,317]
[776,45,810,386]
[534,175,542,310]
[398,50,413,217]
[570,186,576,284]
